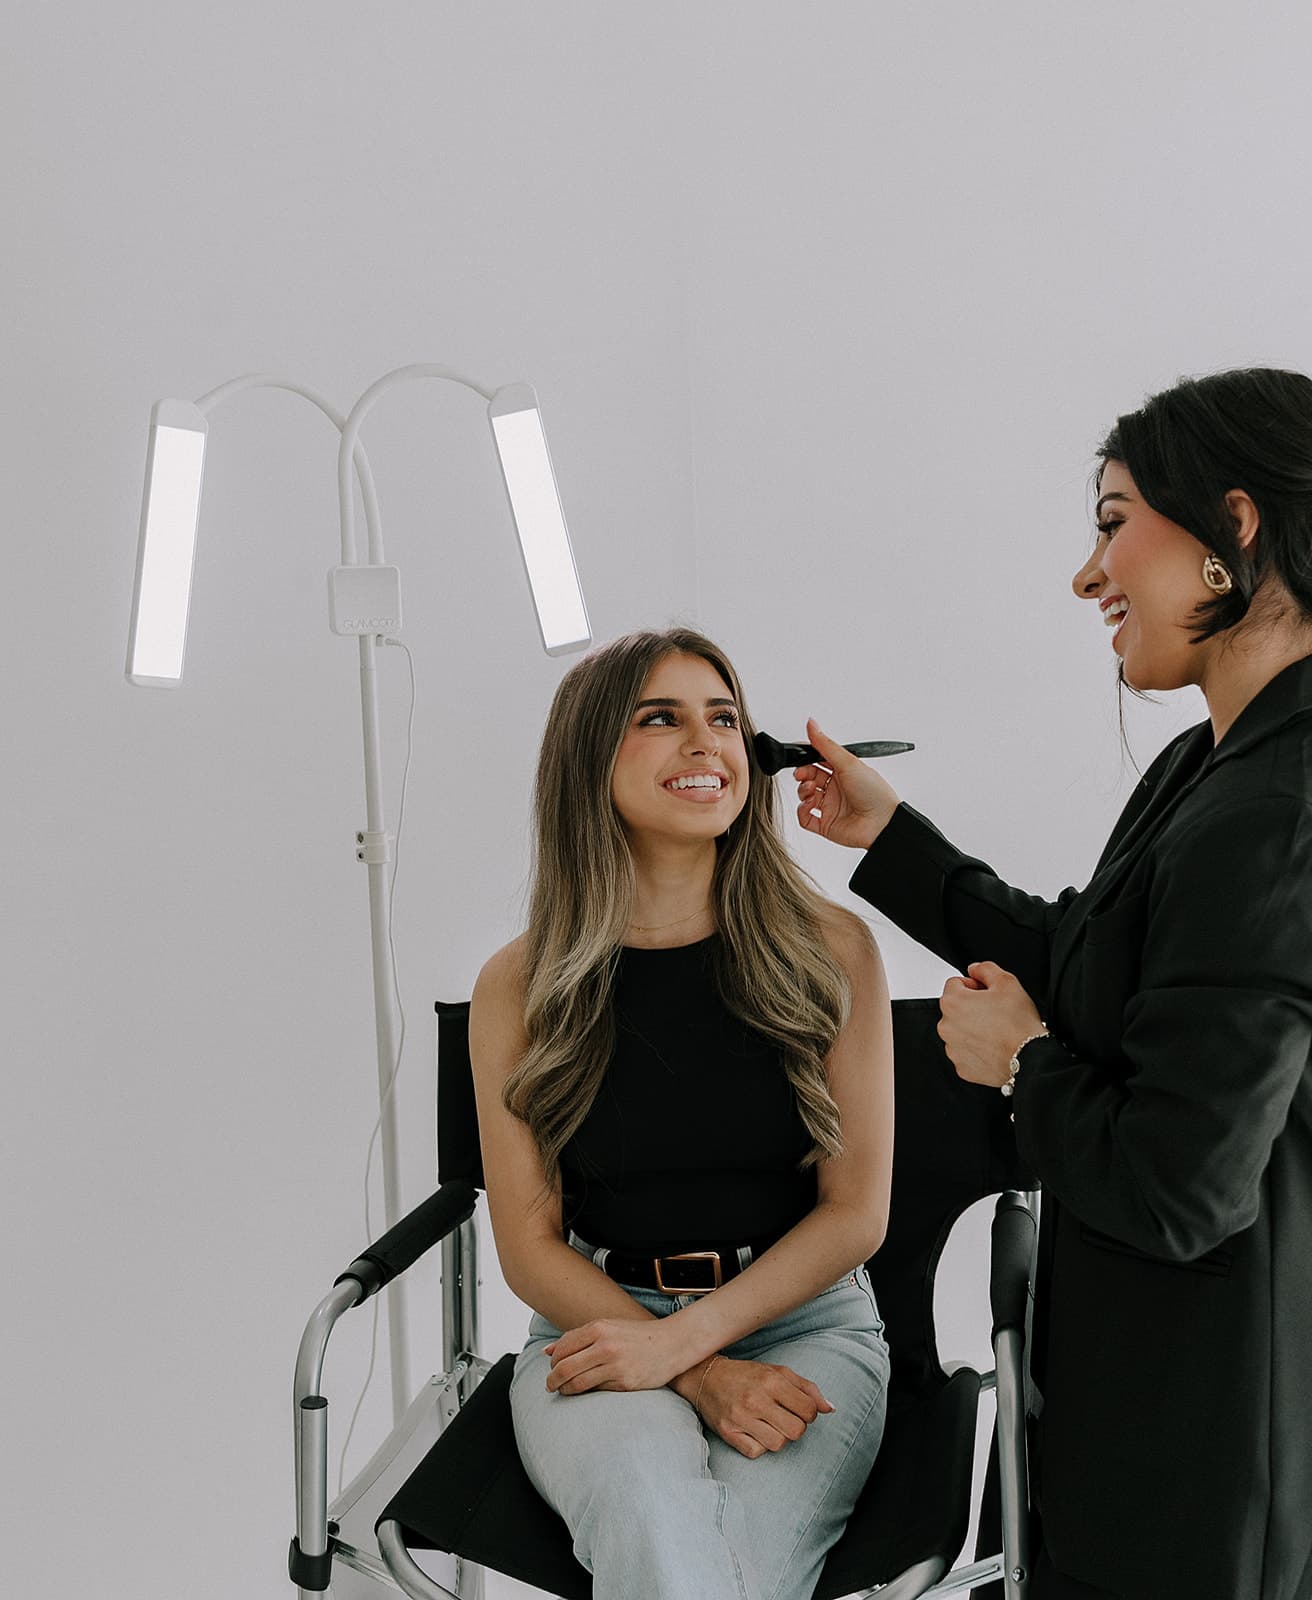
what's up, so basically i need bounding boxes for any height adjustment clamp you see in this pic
[355,830,393,864]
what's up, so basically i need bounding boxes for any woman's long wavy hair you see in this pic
[503,627,862,1191]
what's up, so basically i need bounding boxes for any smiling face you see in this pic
[610,651,751,844]
[1071,458,1224,691]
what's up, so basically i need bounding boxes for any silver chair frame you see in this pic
[292,1192,1036,1600]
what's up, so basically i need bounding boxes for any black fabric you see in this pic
[868,999,1033,1394]
[436,1000,482,1188]
[560,936,816,1253]
[385,1360,982,1600]
[384,1354,593,1600]
[813,1371,981,1599]
[382,996,1020,1595]
[1030,1544,1122,1599]
[849,653,1312,1600]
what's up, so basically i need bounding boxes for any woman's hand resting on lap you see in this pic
[545,1320,834,1460]
[678,1356,835,1460]
[545,1317,685,1394]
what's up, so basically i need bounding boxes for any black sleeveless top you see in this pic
[559,936,817,1253]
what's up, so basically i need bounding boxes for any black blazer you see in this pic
[849,655,1312,1600]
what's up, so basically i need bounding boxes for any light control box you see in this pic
[328,565,403,636]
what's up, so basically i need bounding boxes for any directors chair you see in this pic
[290,997,1038,1600]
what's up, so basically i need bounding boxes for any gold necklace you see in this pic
[628,905,710,934]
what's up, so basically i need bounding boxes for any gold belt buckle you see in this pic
[653,1250,722,1296]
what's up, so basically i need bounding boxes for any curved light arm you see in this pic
[336,364,497,566]
[127,374,390,685]
[195,373,383,554]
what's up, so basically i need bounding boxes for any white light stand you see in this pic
[126,366,591,1420]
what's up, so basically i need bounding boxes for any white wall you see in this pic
[7,4,1312,1596]
[5,7,698,1595]
[686,0,1312,960]
[683,7,1312,1551]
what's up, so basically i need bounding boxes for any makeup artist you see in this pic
[797,368,1312,1600]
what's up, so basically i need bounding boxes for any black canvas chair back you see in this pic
[874,999,1034,1394]
[380,996,1033,1599]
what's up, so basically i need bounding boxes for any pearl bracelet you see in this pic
[1001,1028,1050,1100]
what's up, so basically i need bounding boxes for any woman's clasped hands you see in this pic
[685,1355,834,1460]
[545,1316,835,1460]
[545,1316,684,1395]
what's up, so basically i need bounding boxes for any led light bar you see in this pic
[126,399,208,685]
[488,384,591,657]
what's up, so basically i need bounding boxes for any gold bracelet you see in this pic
[693,1355,722,1415]
[1001,1028,1050,1098]
[1001,1027,1050,1123]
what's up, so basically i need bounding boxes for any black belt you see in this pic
[570,1232,779,1296]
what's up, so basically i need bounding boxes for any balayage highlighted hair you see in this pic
[503,627,867,1189]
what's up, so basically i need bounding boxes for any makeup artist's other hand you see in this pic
[795,719,900,849]
[939,962,1044,1089]
[545,1317,683,1394]
[674,1355,834,1459]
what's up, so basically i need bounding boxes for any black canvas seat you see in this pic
[290,997,1037,1600]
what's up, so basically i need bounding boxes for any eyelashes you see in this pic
[1096,518,1123,538]
[636,708,741,730]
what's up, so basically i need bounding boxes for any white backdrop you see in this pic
[6,4,1312,1596]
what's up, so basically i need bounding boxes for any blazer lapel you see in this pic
[1203,652,1312,773]
[1093,724,1213,876]
[1047,654,1312,1006]
[1047,728,1212,1001]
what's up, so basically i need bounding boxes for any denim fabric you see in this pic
[509,1272,890,1600]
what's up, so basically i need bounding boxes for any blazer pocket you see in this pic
[1078,1223,1234,1277]
[1060,891,1150,1060]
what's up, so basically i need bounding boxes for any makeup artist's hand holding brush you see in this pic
[794,719,901,849]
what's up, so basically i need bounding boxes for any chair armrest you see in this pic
[941,1359,985,1381]
[989,1191,1035,1339]
[987,1193,1036,1593]
[336,1180,478,1304]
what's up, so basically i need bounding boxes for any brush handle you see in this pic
[753,731,915,774]
[796,739,915,763]
[841,740,913,760]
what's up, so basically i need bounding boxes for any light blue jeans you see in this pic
[509,1269,890,1600]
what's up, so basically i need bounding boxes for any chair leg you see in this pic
[453,1557,484,1600]
[855,1554,948,1597]
[920,1555,1006,1596]
[441,1217,481,1401]
[377,1520,462,1600]
[993,1328,1031,1598]
[327,1367,469,1553]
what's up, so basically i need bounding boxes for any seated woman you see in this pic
[470,626,894,1600]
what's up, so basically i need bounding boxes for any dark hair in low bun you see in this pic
[1097,368,1312,644]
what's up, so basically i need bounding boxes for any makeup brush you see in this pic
[753,731,915,775]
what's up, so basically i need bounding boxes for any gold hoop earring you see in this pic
[1202,553,1234,595]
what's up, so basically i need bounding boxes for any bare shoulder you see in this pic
[470,934,531,1069]
[474,933,530,1001]
[814,899,880,975]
